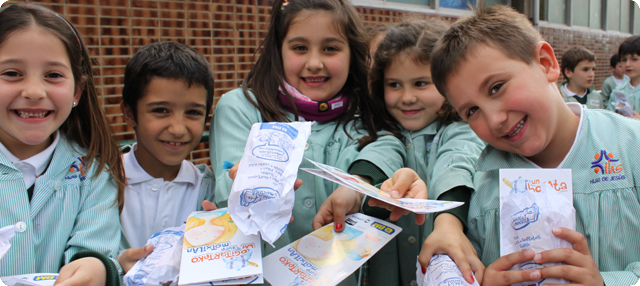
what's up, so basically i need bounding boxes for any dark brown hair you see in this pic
[431,3,543,98]
[0,4,126,211]
[369,19,460,140]
[242,0,390,149]
[560,46,596,82]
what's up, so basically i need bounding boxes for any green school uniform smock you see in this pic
[601,75,623,104]
[211,88,406,285]
[0,135,123,283]
[367,120,485,286]
[559,83,603,109]
[468,103,640,285]
[607,79,640,113]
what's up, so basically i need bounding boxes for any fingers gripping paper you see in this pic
[229,122,313,246]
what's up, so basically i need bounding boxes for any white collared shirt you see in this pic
[0,131,60,189]
[120,143,204,248]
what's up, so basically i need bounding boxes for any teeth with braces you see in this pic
[506,118,525,137]
[17,111,48,118]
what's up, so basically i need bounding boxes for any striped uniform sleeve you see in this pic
[64,164,123,283]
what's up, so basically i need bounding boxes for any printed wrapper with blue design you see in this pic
[178,209,263,286]
[262,213,402,286]
[499,168,575,286]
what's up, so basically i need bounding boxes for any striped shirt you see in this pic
[0,135,122,276]
[468,103,640,284]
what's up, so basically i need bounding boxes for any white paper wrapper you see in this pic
[416,255,479,286]
[499,169,575,286]
[0,224,22,261]
[228,122,313,246]
[1,274,58,286]
[612,90,635,117]
[124,227,184,286]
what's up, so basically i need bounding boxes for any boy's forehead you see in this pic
[139,77,208,103]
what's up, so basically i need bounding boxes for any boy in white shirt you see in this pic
[601,53,628,103]
[116,41,216,272]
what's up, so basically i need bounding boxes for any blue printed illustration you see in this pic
[511,203,540,230]
[252,123,298,162]
[222,246,255,270]
[240,187,280,206]
[502,176,528,194]
[438,278,466,286]
[429,254,449,267]
[289,277,311,286]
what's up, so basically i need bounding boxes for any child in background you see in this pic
[0,4,125,285]
[425,4,640,285]
[365,19,486,286]
[609,36,640,115]
[116,41,216,272]
[600,53,628,104]
[210,3,406,286]
[559,47,603,109]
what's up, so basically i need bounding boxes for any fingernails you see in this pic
[524,249,534,257]
[533,253,541,262]
[552,227,561,234]
[470,275,474,282]
[145,245,153,252]
[335,223,343,231]
[391,190,400,198]
[421,267,426,274]
[530,270,540,280]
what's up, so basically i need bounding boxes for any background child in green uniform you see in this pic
[395,4,640,285]
[0,4,125,285]
[558,47,603,109]
[608,36,640,118]
[364,19,485,286]
[210,1,407,284]
[600,53,627,104]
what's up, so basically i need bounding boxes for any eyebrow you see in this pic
[146,101,207,109]
[286,36,346,45]
[0,59,71,69]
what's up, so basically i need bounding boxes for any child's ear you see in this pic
[120,101,137,129]
[535,41,560,83]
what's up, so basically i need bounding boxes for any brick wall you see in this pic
[4,0,632,166]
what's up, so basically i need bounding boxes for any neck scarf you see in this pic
[278,81,348,121]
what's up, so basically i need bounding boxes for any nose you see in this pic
[168,116,187,137]
[21,77,46,101]
[400,88,417,105]
[484,106,507,130]
[305,50,324,72]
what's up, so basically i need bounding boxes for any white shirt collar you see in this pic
[123,142,197,185]
[0,131,60,188]
[563,83,587,98]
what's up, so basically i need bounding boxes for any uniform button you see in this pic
[304,143,310,151]
[406,142,413,149]
[410,280,417,286]
[54,181,62,191]
[151,185,159,192]
[408,236,417,244]
[303,199,314,208]
[15,221,26,232]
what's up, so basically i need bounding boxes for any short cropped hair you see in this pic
[560,46,596,80]
[619,35,640,58]
[122,41,215,122]
[610,53,621,68]
[431,4,543,97]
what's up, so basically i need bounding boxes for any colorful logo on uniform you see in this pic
[591,150,622,174]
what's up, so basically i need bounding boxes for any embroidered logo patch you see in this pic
[591,150,622,174]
